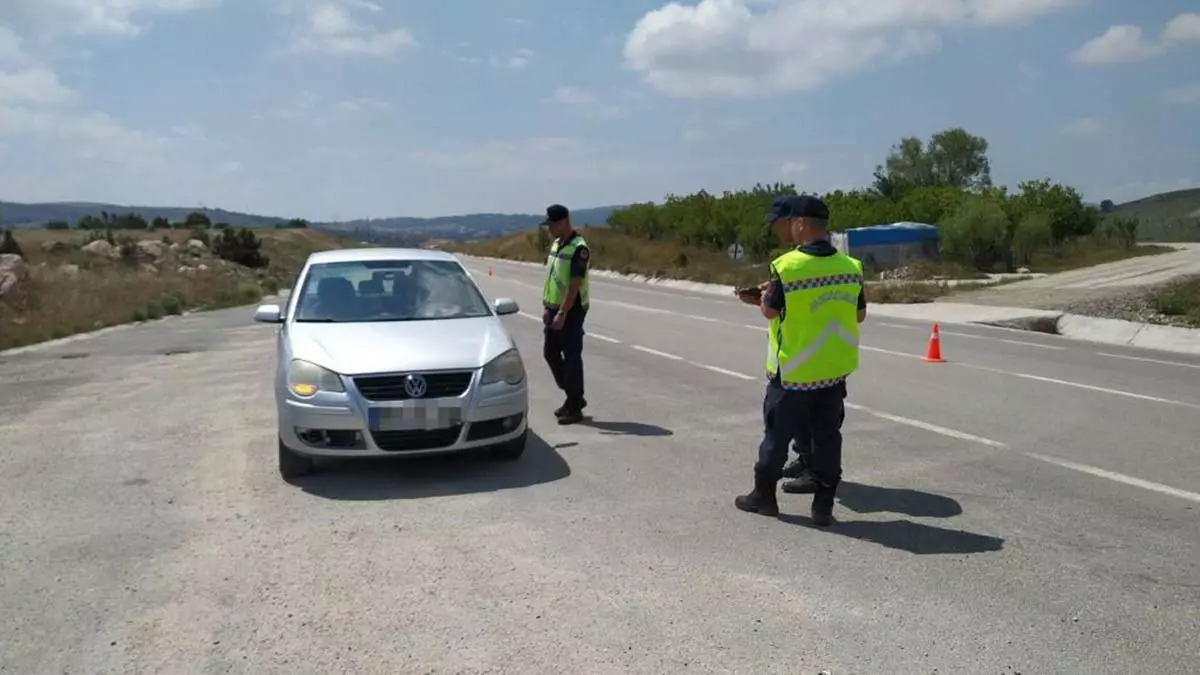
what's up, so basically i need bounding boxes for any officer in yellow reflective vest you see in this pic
[735,195,866,526]
[539,204,591,425]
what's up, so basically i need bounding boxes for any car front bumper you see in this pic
[277,377,528,459]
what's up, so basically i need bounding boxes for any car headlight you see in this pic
[287,359,345,397]
[480,348,525,386]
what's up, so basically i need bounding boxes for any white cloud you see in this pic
[1071,12,1200,66]
[780,161,809,175]
[1163,13,1200,43]
[1061,117,1103,137]
[1069,25,1162,65]
[622,0,1079,98]
[1165,83,1200,105]
[490,48,534,70]
[503,17,532,27]
[280,0,416,56]
[0,0,221,37]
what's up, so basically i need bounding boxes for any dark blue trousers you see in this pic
[756,379,845,486]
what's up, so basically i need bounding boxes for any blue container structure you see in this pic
[831,222,940,272]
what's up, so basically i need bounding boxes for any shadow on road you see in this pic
[577,419,674,437]
[777,515,1004,555]
[291,432,570,501]
[836,482,964,518]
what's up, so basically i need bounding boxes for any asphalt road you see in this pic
[2,257,1199,674]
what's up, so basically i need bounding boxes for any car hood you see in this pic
[287,316,515,375]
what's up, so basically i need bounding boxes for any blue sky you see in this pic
[0,0,1197,220]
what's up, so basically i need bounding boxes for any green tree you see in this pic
[112,212,148,229]
[1011,212,1053,266]
[46,220,70,230]
[277,218,309,229]
[873,127,991,198]
[150,216,170,230]
[185,211,211,228]
[1008,179,1097,242]
[938,196,1010,270]
[77,214,105,230]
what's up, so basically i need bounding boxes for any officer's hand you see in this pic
[737,292,760,305]
[550,311,567,330]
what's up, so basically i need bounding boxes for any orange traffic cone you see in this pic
[923,323,946,363]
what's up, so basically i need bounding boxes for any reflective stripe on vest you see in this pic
[765,250,862,390]
[542,234,589,308]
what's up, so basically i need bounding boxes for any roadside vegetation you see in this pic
[447,127,1176,302]
[1150,276,1200,326]
[0,211,355,351]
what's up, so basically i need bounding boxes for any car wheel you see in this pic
[279,437,315,479]
[489,429,528,461]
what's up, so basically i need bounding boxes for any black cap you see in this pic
[540,204,569,226]
[764,194,830,224]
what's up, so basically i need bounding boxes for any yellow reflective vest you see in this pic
[542,234,589,309]
[765,248,863,390]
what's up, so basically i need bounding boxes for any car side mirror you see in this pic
[492,298,520,316]
[253,304,284,323]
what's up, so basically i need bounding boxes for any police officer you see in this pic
[735,194,865,526]
[539,204,590,425]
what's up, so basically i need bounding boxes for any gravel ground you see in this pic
[946,282,1199,328]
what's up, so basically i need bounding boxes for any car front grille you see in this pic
[353,371,473,401]
[371,426,463,452]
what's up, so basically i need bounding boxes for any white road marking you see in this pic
[691,362,757,380]
[1096,353,1200,370]
[603,300,674,314]
[874,321,919,330]
[990,338,1065,350]
[846,403,1007,447]
[631,345,684,360]
[861,345,925,360]
[686,314,722,323]
[963,364,1200,409]
[516,311,542,322]
[589,333,621,344]
[1026,453,1200,505]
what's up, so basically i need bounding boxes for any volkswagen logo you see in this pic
[403,374,428,398]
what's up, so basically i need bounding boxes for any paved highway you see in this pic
[2,255,1198,674]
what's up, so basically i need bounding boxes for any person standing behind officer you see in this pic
[540,204,591,425]
[735,195,865,526]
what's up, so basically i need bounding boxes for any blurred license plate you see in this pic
[368,403,462,431]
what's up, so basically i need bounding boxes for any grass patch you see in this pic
[0,227,357,351]
[1150,276,1200,326]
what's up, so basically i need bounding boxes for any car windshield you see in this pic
[292,259,492,323]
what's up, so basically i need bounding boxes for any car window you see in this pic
[293,259,492,323]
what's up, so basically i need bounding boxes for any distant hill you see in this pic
[0,200,623,242]
[1110,188,1200,242]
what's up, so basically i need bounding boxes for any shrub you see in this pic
[212,228,270,268]
[938,196,1010,271]
[0,229,23,257]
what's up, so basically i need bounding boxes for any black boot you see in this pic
[781,458,805,479]
[734,475,779,517]
[554,396,586,419]
[781,472,818,494]
[811,482,838,527]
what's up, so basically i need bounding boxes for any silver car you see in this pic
[253,248,529,479]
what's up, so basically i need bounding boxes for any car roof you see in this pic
[305,247,460,265]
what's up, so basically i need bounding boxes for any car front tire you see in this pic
[489,428,528,461]
[279,437,315,479]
